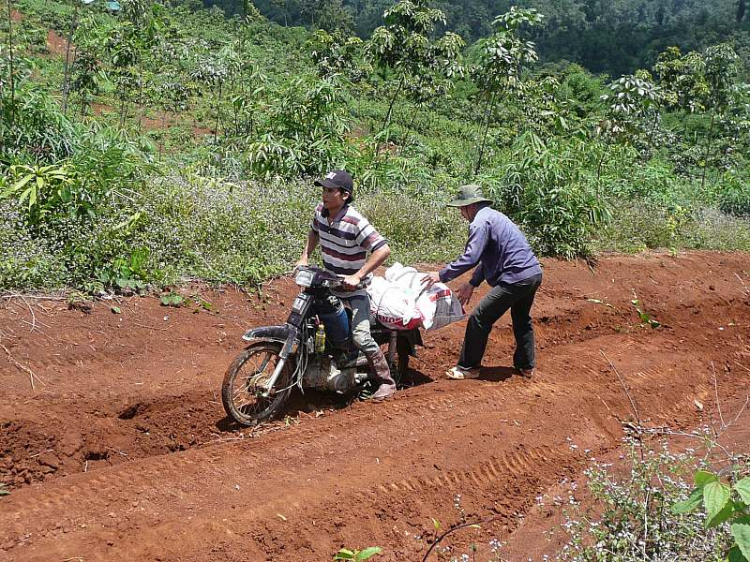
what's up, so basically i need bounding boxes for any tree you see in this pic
[4,0,16,127]
[597,71,661,179]
[299,0,352,31]
[62,0,121,115]
[367,0,464,136]
[190,52,231,141]
[700,43,739,188]
[472,7,543,174]
[308,29,364,79]
[654,42,739,188]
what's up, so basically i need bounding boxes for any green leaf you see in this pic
[432,518,441,531]
[707,500,735,528]
[356,547,382,560]
[333,549,355,561]
[732,518,750,560]
[695,471,719,487]
[704,481,732,526]
[0,484,10,496]
[111,306,122,314]
[728,545,747,562]
[735,478,750,505]
[160,294,183,307]
[11,174,35,191]
[673,487,704,514]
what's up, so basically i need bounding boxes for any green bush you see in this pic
[594,201,750,253]
[561,436,736,561]
[718,175,750,218]
[1,85,78,162]
[0,203,67,289]
[489,134,611,258]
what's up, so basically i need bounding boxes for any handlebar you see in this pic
[293,265,366,290]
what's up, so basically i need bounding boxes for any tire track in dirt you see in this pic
[2,329,743,561]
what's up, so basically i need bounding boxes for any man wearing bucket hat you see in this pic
[296,169,397,400]
[422,184,543,380]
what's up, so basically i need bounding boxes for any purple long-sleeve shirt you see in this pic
[439,206,542,287]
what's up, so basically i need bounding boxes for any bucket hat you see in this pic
[447,184,492,207]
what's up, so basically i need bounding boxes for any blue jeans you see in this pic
[340,294,380,358]
[459,273,542,370]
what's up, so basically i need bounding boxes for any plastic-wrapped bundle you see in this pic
[369,263,465,331]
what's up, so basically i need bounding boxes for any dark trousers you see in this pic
[459,273,542,370]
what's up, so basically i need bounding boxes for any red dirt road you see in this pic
[1,252,749,561]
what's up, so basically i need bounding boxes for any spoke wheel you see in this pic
[221,342,292,427]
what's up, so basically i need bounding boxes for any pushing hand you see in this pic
[456,282,475,306]
[421,272,441,289]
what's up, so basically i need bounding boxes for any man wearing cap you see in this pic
[422,184,543,380]
[296,169,397,400]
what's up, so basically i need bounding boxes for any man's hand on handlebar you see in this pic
[341,274,362,291]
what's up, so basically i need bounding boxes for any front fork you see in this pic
[261,326,300,398]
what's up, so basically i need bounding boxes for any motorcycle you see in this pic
[221,265,423,426]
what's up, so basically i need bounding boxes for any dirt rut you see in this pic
[1,252,749,561]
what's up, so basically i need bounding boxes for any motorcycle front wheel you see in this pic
[221,341,293,427]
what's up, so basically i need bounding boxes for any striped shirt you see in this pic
[311,203,388,296]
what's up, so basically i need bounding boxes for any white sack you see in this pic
[367,276,422,330]
[368,263,465,331]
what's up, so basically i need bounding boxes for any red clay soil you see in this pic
[1,252,749,561]
[47,29,68,57]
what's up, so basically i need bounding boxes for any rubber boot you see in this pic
[367,347,396,400]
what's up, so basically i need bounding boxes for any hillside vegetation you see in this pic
[1,0,750,293]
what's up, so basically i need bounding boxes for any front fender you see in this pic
[242,325,292,344]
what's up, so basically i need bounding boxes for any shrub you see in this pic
[718,175,750,218]
[561,436,735,561]
[489,134,611,259]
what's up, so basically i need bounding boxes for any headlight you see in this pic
[295,269,314,287]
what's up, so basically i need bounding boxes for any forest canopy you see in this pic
[202,0,750,77]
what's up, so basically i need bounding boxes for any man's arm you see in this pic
[422,220,488,290]
[296,230,319,267]
[439,221,488,283]
[342,244,391,290]
[448,263,484,306]
[469,263,485,287]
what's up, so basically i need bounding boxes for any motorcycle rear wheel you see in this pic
[221,342,292,427]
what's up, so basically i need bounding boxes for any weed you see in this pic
[560,435,736,561]
[159,293,183,307]
[333,546,382,561]
[672,469,750,560]
[631,296,661,329]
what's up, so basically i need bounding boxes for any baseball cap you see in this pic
[315,170,354,202]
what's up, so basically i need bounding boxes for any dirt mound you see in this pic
[0,252,748,561]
